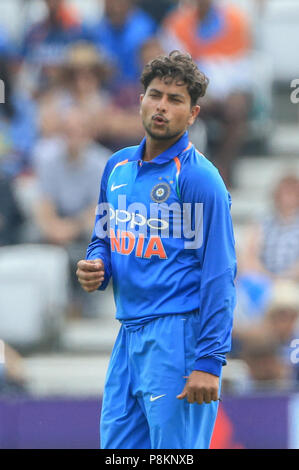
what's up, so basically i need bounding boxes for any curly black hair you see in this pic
[141,50,209,107]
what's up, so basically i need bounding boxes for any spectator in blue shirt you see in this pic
[86,0,157,87]
[0,26,17,60]
[21,0,84,94]
[0,58,37,176]
[22,0,83,65]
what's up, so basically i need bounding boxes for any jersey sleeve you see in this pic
[180,158,237,376]
[85,158,113,291]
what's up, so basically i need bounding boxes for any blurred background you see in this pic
[0,0,298,449]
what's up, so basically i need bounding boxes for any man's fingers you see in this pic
[211,388,219,402]
[89,258,104,268]
[187,390,197,404]
[77,259,103,272]
[177,388,219,405]
[84,276,104,284]
[198,388,219,404]
[201,390,211,404]
[76,259,105,288]
[77,270,104,281]
[177,388,197,403]
[81,280,103,292]
[176,390,187,400]
[76,258,105,293]
[79,277,104,288]
[81,278,104,288]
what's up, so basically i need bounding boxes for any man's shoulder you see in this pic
[181,146,220,180]
[179,146,228,197]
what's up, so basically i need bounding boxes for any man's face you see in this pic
[140,77,200,142]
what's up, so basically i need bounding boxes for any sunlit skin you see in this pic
[77,76,220,405]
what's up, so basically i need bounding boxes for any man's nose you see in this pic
[156,96,167,113]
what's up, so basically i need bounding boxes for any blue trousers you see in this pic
[100,311,220,449]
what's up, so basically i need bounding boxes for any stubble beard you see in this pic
[143,119,184,142]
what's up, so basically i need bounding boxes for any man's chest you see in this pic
[105,159,184,258]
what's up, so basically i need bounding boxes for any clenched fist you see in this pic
[76,259,105,293]
[176,370,220,404]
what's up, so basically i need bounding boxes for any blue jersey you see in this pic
[86,131,237,376]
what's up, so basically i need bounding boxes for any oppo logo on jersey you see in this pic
[109,207,169,231]
[95,199,204,251]
[109,207,168,259]
[110,229,167,260]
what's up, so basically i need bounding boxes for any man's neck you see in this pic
[143,133,184,162]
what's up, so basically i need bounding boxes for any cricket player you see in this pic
[76,51,237,449]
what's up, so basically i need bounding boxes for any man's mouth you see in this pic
[152,114,168,124]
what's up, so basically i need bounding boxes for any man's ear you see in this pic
[139,94,144,115]
[188,105,200,127]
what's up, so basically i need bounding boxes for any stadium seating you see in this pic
[0,244,70,351]
[259,0,299,83]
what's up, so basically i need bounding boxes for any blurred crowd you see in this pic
[0,0,298,396]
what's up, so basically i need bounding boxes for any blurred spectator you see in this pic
[140,37,165,71]
[161,0,253,187]
[0,58,37,176]
[263,280,299,385]
[111,36,166,110]
[85,0,157,88]
[240,336,292,391]
[21,0,84,95]
[36,41,145,151]
[236,280,299,390]
[0,25,17,59]
[233,174,299,336]
[33,106,110,317]
[240,175,299,281]
[138,0,177,24]
[36,41,111,140]
[0,172,24,246]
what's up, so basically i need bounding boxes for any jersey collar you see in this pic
[131,131,190,164]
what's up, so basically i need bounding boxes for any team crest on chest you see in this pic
[151,182,171,203]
